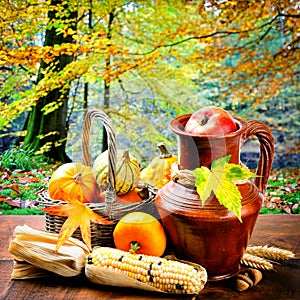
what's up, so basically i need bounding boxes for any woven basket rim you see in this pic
[37,183,158,211]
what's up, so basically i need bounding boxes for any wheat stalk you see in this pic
[246,245,295,261]
[241,253,274,271]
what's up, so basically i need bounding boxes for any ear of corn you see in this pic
[8,225,90,277]
[85,247,207,294]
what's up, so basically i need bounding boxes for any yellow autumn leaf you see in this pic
[42,201,112,251]
[193,155,257,222]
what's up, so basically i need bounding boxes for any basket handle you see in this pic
[81,108,117,216]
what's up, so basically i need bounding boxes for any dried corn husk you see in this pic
[9,225,89,278]
[11,258,51,279]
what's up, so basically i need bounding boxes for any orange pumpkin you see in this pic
[113,212,167,257]
[48,162,101,203]
[116,189,142,204]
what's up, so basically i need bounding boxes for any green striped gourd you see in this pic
[93,149,140,195]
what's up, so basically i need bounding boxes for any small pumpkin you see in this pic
[116,189,143,204]
[113,212,167,257]
[48,162,101,203]
[93,149,140,195]
[140,142,177,188]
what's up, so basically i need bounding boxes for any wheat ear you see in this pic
[246,245,295,261]
[241,253,274,271]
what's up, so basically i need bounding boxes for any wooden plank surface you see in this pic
[0,215,299,300]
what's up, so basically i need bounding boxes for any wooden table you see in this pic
[0,215,299,300]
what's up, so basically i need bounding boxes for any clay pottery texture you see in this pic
[155,114,274,281]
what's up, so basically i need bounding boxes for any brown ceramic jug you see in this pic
[155,114,274,281]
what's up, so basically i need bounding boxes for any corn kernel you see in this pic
[88,247,207,294]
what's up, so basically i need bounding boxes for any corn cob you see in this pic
[85,247,207,294]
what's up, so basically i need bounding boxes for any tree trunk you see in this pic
[23,0,77,163]
[101,11,115,153]
[83,5,92,117]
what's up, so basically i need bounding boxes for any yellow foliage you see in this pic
[0,0,299,151]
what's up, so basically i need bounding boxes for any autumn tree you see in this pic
[21,0,77,162]
[0,0,299,162]
[0,0,80,161]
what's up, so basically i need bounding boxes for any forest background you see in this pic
[0,0,299,215]
[1,0,299,168]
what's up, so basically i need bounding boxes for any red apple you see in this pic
[184,106,237,135]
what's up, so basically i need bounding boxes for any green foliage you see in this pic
[0,146,49,171]
[193,155,257,222]
[0,162,54,215]
[0,0,299,162]
[260,206,284,215]
[0,203,44,215]
[260,168,300,214]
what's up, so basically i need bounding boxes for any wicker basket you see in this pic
[38,108,159,248]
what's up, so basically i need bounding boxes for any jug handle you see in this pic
[242,120,274,194]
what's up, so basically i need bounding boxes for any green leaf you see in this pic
[194,166,211,202]
[193,155,257,222]
[225,164,256,181]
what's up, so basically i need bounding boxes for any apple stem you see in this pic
[200,115,209,126]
